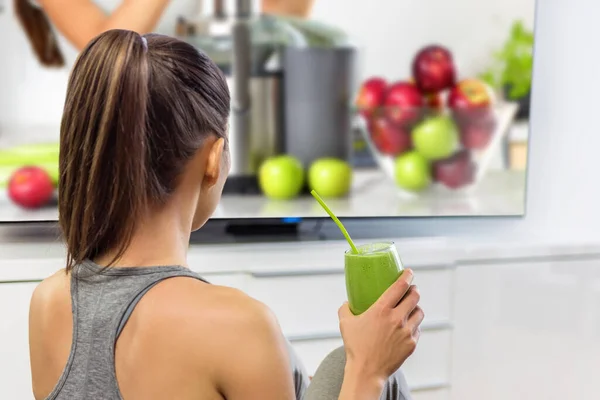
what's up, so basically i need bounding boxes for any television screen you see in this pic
[0,0,535,222]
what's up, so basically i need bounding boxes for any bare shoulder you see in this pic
[141,276,278,333]
[30,269,70,315]
[140,277,295,398]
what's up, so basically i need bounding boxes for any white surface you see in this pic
[0,282,38,400]
[0,236,457,280]
[451,256,600,400]
[0,169,526,222]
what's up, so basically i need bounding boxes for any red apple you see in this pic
[384,82,424,127]
[448,78,493,121]
[369,114,412,156]
[432,150,476,189]
[356,77,388,119]
[412,45,456,93]
[459,114,497,150]
[425,92,444,111]
[8,166,54,209]
[408,78,443,115]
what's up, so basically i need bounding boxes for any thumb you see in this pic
[338,302,353,319]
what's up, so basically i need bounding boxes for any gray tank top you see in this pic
[45,260,309,399]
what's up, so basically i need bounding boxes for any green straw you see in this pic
[310,190,358,254]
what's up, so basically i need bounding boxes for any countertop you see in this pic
[1,231,599,282]
[0,168,526,222]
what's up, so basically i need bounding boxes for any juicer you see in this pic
[177,0,357,194]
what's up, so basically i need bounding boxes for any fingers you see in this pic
[338,302,352,320]
[394,284,420,317]
[376,269,414,309]
[407,305,425,334]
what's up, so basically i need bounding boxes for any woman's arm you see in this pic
[262,0,316,18]
[38,0,171,50]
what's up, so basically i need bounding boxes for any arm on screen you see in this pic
[38,0,171,50]
[262,0,316,18]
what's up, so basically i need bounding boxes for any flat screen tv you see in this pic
[0,0,535,223]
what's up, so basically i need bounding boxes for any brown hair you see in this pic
[59,29,230,272]
[14,0,65,67]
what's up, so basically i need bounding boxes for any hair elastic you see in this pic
[141,36,148,52]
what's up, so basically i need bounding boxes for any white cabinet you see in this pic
[246,265,454,339]
[412,388,451,400]
[451,256,600,400]
[0,281,39,399]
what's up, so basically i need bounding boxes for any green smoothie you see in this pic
[345,242,403,315]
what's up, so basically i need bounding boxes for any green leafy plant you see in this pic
[480,20,534,100]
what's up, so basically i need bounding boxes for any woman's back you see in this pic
[29,261,303,400]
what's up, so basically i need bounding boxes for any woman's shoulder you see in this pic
[138,275,282,344]
[30,269,69,314]
[131,276,286,376]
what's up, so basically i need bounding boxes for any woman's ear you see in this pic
[203,137,225,188]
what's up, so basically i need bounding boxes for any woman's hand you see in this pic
[262,0,316,18]
[339,269,424,384]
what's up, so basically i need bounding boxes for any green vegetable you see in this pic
[479,20,534,100]
[0,143,60,167]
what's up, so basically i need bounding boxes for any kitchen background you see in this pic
[0,0,535,221]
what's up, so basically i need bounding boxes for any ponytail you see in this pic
[59,30,149,272]
[14,0,64,67]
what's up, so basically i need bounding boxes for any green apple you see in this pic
[308,158,353,198]
[258,155,305,200]
[412,116,458,160]
[394,151,431,192]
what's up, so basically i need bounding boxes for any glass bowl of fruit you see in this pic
[354,46,519,197]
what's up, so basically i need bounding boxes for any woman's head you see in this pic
[14,0,64,67]
[59,29,230,272]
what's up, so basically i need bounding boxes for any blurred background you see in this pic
[0,0,535,221]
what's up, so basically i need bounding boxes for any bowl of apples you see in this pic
[355,45,519,196]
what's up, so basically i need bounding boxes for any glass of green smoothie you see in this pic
[345,242,404,315]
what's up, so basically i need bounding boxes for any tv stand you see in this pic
[224,220,300,237]
[189,219,326,244]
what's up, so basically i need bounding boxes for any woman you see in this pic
[27,30,423,399]
[14,0,316,67]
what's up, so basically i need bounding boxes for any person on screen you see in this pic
[14,0,316,67]
[27,30,423,400]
